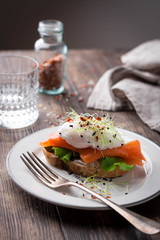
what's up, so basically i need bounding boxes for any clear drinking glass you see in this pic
[0,55,39,129]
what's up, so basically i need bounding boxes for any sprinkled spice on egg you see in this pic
[58,109,124,149]
[80,116,86,121]
[92,131,96,136]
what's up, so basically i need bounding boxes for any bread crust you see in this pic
[43,148,129,178]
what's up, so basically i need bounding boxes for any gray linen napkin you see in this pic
[87,39,160,132]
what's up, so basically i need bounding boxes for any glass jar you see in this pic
[34,19,67,95]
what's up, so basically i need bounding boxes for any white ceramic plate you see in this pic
[6,127,160,210]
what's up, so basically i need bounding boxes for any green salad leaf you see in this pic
[44,146,79,163]
[101,157,134,172]
[45,146,134,172]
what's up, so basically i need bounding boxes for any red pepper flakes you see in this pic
[62,192,66,195]
[91,187,94,189]
[70,92,75,96]
[39,54,65,90]
[96,136,99,141]
[96,117,101,121]
[67,118,73,122]
[80,116,86,122]
[55,95,62,100]
[78,96,83,102]
[91,196,97,199]
[81,83,87,88]
[106,196,111,199]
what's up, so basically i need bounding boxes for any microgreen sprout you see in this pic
[82,175,130,198]
[64,109,124,149]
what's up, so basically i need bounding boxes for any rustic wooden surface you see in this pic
[0,50,160,240]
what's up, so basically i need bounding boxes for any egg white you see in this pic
[59,119,124,150]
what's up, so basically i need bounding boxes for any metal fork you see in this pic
[20,152,160,235]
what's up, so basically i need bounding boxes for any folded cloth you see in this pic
[87,39,160,132]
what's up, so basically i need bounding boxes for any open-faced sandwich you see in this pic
[40,110,146,178]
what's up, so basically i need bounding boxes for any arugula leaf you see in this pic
[44,146,79,163]
[101,157,134,172]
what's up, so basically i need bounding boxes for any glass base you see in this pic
[0,112,39,129]
[39,85,64,95]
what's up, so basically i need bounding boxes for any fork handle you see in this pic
[67,181,160,235]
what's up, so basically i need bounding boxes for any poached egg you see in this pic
[58,112,124,150]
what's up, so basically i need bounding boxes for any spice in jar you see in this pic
[39,54,65,90]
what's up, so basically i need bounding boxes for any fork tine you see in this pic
[31,152,64,180]
[20,155,52,187]
[26,152,57,182]
[22,154,52,183]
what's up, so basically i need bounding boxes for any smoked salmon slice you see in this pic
[78,140,145,166]
[40,131,78,152]
[40,131,145,166]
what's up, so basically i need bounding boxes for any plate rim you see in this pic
[6,127,160,210]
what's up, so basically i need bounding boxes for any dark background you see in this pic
[1,0,160,50]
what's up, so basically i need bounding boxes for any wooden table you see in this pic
[1,50,160,240]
